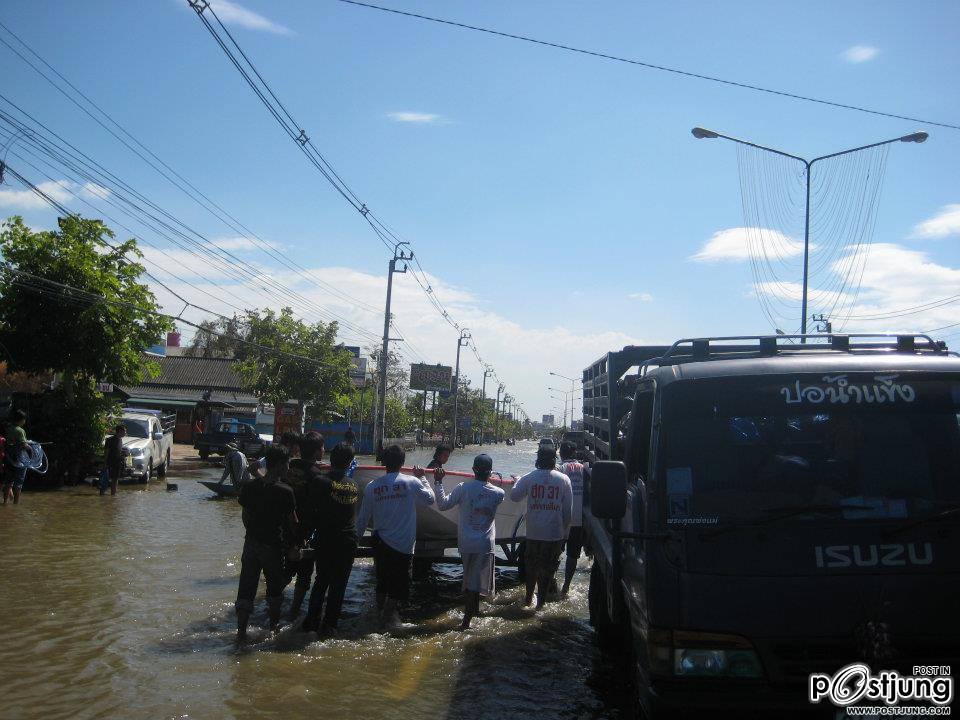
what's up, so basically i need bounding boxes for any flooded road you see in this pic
[0,441,632,720]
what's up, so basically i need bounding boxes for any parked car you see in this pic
[538,437,555,449]
[116,409,175,482]
[194,420,268,460]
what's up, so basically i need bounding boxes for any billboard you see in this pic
[409,363,452,392]
[349,356,369,388]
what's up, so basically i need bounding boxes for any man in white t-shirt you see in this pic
[510,446,572,610]
[425,454,505,630]
[356,444,435,626]
[558,441,589,597]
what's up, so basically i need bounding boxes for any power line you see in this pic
[333,0,960,132]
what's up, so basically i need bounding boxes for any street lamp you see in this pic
[692,127,928,338]
[549,370,582,428]
[480,366,494,446]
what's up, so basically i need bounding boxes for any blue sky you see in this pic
[1,0,959,419]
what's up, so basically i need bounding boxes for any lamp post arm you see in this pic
[706,130,807,165]
[810,135,921,166]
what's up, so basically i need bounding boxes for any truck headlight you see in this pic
[129,448,144,457]
[648,629,764,679]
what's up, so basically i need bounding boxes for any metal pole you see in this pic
[373,243,410,458]
[800,161,812,341]
[430,390,437,436]
[480,368,492,446]
[495,385,503,443]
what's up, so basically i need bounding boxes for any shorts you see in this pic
[524,539,565,580]
[565,526,584,562]
[3,464,26,490]
[461,552,495,597]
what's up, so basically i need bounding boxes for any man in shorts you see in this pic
[426,453,505,629]
[103,423,128,496]
[510,446,572,610]
[3,410,28,505]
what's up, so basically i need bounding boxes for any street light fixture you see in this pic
[692,126,929,338]
[549,371,581,428]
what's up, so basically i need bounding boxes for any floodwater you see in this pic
[0,440,632,720]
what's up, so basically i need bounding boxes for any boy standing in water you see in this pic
[302,442,360,635]
[235,446,298,639]
[3,410,28,505]
[510,446,572,610]
[557,441,588,597]
[103,424,128,496]
[356,444,435,627]
[426,454,505,630]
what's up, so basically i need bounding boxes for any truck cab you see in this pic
[118,409,175,482]
[582,335,960,718]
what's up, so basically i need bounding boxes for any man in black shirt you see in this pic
[235,445,297,639]
[302,442,360,635]
[285,431,324,619]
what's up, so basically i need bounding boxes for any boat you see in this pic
[199,480,239,497]
[200,465,527,555]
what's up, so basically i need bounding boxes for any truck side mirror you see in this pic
[590,460,627,519]
[153,432,163,441]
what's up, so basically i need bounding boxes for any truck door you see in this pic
[622,386,655,622]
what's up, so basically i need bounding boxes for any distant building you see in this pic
[542,414,555,428]
[117,355,258,443]
[571,420,583,431]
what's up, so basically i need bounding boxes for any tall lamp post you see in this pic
[549,371,579,428]
[450,329,471,447]
[691,127,928,338]
[480,366,493,446]
[495,384,504,443]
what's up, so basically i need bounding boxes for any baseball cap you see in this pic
[473,454,493,474]
[537,445,557,461]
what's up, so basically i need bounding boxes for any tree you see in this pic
[232,307,353,420]
[183,316,244,358]
[0,215,171,481]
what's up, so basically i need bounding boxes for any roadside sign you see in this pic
[349,356,369,387]
[457,417,472,429]
[409,363,452,392]
[96,382,114,393]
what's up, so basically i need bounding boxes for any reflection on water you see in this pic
[1,441,631,719]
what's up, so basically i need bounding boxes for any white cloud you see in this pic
[910,204,960,240]
[207,0,291,35]
[0,179,108,211]
[212,236,280,252]
[628,292,653,302]
[387,112,444,124]
[690,227,804,263]
[841,45,879,63]
[141,252,642,416]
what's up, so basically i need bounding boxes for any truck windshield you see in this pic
[659,373,960,525]
[121,418,150,439]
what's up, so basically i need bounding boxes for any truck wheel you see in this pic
[199,449,209,461]
[141,462,152,484]
[158,450,169,477]
[589,561,622,654]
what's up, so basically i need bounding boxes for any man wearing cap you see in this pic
[510,446,573,610]
[427,454,505,630]
[220,442,250,487]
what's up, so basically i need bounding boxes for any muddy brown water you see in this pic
[0,441,634,720]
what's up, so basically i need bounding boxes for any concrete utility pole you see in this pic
[373,242,412,458]
[480,366,493,446]
[495,384,504,443]
[450,329,471,447]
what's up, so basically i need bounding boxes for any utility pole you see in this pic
[419,391,427,446]
[450,329,471,448]
[429,390,437,437]
[495,384,504,443]
[373,242,412,458]
[812,314,832,333]
[480,366,493,446]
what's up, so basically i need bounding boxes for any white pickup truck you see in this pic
[118,409,175,482]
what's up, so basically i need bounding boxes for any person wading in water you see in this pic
[557,441,588,597]
[103,424,127,496]
[302,442,360,636]
[356,444,435,628]
[510,446,572,610]
[235,445,298,639]
[427,442,451,470]
[284,432,324,619]
[426,454,505,630]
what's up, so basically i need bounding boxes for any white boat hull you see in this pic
[351,466,525,547]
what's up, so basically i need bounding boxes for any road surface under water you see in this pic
[0,440,633,720]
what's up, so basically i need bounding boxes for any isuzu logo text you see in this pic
[814,543,933,569]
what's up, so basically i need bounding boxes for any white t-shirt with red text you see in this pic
[434,480,505,554]
[510,468,572,542]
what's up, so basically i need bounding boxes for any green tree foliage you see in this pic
[232,307,353,417]
[0,216,170,384]
[183,316,244,358]
[0,216,171,481]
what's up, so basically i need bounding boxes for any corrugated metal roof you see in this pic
[140,355,245,390]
